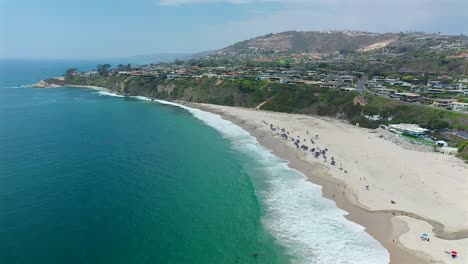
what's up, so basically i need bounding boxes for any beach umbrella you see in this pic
[451,251,458,255]
[422,234,428,237]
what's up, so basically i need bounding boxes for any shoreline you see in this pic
[192,103,468,264]
[30,84,468,263]
[193,104,431,264]
[31,83,121,91]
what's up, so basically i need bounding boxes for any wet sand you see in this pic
[194,103,468,264]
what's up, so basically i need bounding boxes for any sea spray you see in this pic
[94,88,125,97]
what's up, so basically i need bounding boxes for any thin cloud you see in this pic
[159,0,467,8]
[159,0,277,5]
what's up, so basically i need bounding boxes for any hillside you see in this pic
[220,30,468,55]
[63,75,467,130]
[216,31,468,74]
[221,31,396,54]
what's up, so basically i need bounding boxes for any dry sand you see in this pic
[194,103,468,264]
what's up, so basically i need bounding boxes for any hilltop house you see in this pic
[366,80,379,87]
[451,102,468,112]
[340,87,358,92]
[320,81,340,89]
[427,88,444,94]
[410,86,426,93]
[339,75,354,83]
[374,88,397,95]
[433,98,457,108]
[391,92,421,102]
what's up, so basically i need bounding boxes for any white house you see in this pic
[451,102,468,112]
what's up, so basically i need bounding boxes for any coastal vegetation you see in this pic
[65,74,468,132]
[458,141,468,160]
[59,71,468,161]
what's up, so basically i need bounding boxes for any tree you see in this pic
[64,68,77,82]
[363,105,379,116]
[116,64,131,71]
[427,118,449,129]
[317,62,328,68]
[97,64,111,76]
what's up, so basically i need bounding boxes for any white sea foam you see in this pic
[3,84,39,88]
[131,96,153,101]
[94,90,124,97]
[78,93,390,263]
[154,99,390,264]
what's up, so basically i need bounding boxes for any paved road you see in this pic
[357,75,370,93]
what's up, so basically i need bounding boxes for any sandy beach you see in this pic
[194,103,468,264]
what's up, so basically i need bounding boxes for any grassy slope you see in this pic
[363,96,468,130]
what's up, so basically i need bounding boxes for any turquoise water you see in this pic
[0,61,389,264]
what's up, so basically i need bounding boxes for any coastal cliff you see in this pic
[34,74,468,161]
[31,77,66,88]
[38,74,468,129]
[37,75,379,123]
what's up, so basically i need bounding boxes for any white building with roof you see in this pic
[388,124,430,137]
[451,102,468,112]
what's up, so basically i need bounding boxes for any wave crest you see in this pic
[153,99,390,264]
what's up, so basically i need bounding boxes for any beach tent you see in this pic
[436,140,448,147]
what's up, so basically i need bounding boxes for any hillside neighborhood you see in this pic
[70,62,468,113]
[63,31,468,113]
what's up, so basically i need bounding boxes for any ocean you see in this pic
[0,60,389,264]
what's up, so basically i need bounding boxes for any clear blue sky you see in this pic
[1,0,467,59]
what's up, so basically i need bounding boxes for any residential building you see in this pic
[388,124,430,137]
[391,93,421,102]
[433,99,457,108]
[375,88,397,95]
[451,102,468,112]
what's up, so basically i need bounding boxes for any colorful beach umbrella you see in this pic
[451,251,458,256]
[422,233,428,237]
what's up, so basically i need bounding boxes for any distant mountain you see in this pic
[103,51,214,65]
[215,30,468,74]
[221,31,397,54]
[105,53,193,65]
[184,50,217,60]
[219,30,468,55]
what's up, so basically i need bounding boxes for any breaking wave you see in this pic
[95,90,124,97]
[151,99,390,264]
[89,92,390,263]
